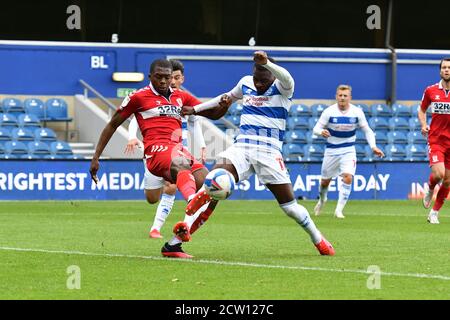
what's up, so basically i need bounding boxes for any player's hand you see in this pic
[89,158,99,184]
[421,125,430,136]
[218,94,232,108]
[320,129,331,138]
[182,105,195,116]
[124,138,142,155]
[372,147,385,158]
[253,51,268,65]
[200,147,207,164]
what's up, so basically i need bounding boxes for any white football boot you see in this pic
[427,210,440,224]
[334,210,345,219]
[314,197,327,216]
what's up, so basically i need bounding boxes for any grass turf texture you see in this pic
[0,200,449,300]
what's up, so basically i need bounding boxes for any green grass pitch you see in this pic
[0,200,449,300]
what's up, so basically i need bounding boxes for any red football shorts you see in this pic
[428,143,450,169]
[144,142,204,183]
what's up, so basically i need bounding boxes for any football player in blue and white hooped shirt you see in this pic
[183,51,336,256]
[312,85,384,218]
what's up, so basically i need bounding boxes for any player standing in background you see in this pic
[125,60,207,239]
[182,51,336,256]
[312,85,384,218]
[89,59,230,258]
[420,58,450,224]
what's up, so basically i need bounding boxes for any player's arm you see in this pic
[418,89,430,136]
[90,111,128,183]
[254,51,295,97]
[124,116,143,155]
[312,111,330,138]
[359,112,384,158]
[187,115,207,163]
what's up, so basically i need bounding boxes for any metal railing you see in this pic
[79,79,118,119]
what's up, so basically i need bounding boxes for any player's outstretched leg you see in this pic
[281,200,335,256]
[427,184,449,224]
[185,187,211,216]
[423,173,440,209]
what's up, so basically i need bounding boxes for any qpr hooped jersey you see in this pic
[316,103,369,156]
[420,81,450,145]
[228,75,293,151]
[117,83,201,153]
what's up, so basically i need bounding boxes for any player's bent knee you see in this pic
[145,190,161,204]
[164,184,177,195]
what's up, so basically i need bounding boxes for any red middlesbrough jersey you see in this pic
[420,81,450,146]
[117,83,201,153]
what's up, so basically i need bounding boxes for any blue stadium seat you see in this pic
[374,131,388,144]
[304,144,324,158]
[28,141,51,156]
[45,99,72,142]
[285,130,307,144]
[44,154,66,160]
[306,131,326,145]
[227,103,243,116]
[18,113,41,130]
[355,144,366,159]
[405,144,427,160]
[408,118,421,131]
[21,154,40,160]
[307,117,319,130]
[0,113,18,127]
[355,103,371,116]
[356,130,366,144]
[365,144,386,158]
[66,154,83,160]
[0,143,4,154]
[11,128,35,141]
[370,103,392,117]
[0,127,12,144]
[392,103,412,118]
[387,131,408,145]
[385,144,406,158]
[410,103,425,117]
[0,154,20,159]
[283,143,304,158]
[24,98,45,120]
[311,104,327,117]
[407,131,427,145]
[368,117,389,130]
[289,104,311,117]
[389,117,410,132]
[287,117,309,130]
[224,115,240,126]
[50,141,73,155]
[4,141,28,155]
[34,128,57,142]
[2,98,25,116]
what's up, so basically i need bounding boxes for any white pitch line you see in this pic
[1,246,450,282]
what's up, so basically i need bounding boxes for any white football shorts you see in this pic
[217,144,291,185]
[321,151,357,179]
[142,159,165,190]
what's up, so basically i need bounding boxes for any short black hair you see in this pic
[254,56,276,71]
[440,57,450,69]
[169,59,184,74]
[149,59,173,74]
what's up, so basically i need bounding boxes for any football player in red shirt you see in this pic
[419,57,450,224]
[90,59,230,257]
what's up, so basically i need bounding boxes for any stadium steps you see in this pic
[69,142,96,159]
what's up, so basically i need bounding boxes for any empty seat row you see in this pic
[0,153,81,160]
[0,127,57,143]
[0,98,71,121]
[0,140,72,156]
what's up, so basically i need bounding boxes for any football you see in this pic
[203,168,235,200]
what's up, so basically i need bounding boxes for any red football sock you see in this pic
[176,170,196,201]
[428,173,441,190]
[190,207,214,234]
[432,185,450,211]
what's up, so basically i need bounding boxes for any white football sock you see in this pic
[336,181,352,213]
[319,184,329,202]
[151,193,175,231]
[184,203,209,228]
[280,200,322,244]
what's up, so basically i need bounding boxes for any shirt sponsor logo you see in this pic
[431,102,450,114]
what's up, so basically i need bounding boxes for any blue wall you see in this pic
[0,160,429,200]
[0,41,449,101]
